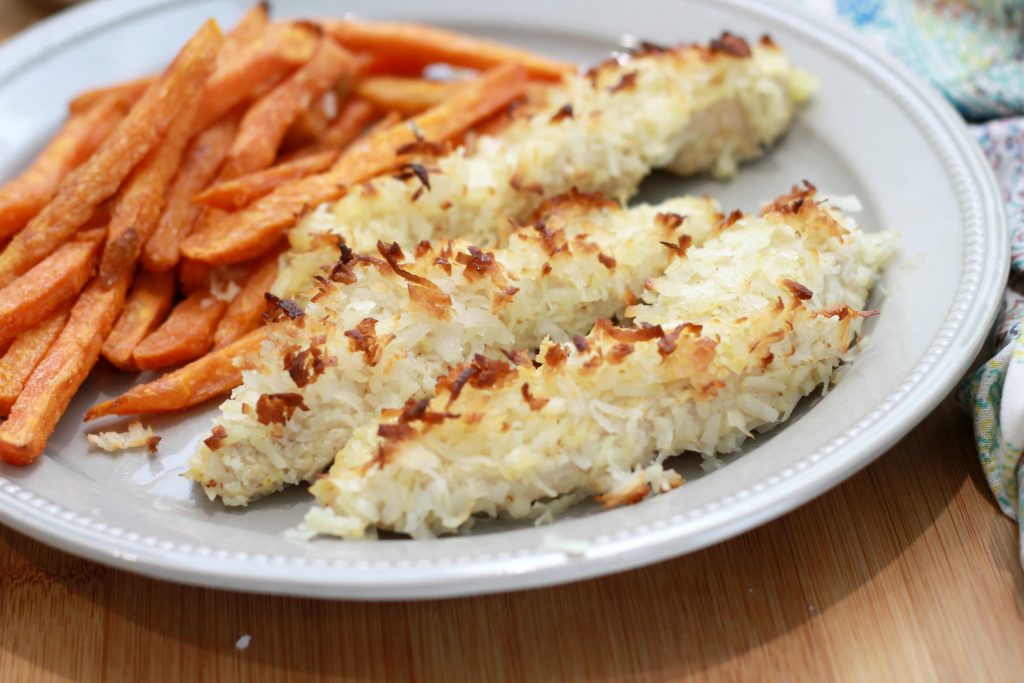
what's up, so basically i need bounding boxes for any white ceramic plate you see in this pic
[0,0,1007,599]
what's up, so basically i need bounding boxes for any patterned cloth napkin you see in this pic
[800,0,1024,563]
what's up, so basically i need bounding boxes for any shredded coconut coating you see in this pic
[188,194,723,505]
[275,36,813,295]
[304,186,895,539]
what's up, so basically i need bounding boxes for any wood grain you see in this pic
[0,4,1022,682]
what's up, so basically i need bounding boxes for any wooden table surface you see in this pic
[1,3,1023,681]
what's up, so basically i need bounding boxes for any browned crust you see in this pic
[528,187,620,224]
[436,354,518,407]
[586,31,759,84]
[594,319,665,343]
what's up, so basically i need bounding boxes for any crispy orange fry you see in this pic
[101,271,176,371]
[68,76,157,116]
[182,63,527,265]
[0,303,71,416]
[316,97,377,150]
[0,271,130,465]
[194,22,318,132]
[132,287,229,370]
[194,149,338,210]
[355,76,458,115]
[355,51,426,78]
[325,66,527,181]
[0,97,124,240]
[322,20,573,81]
[0,21,224,289]
[281,97,333,151]
[84,327,265,420]
[63,5,262,129]
[99,56,218,287]
[213,249,279,348]
[178,255,214,294]
[474,81,552,137]
[0,229,104,348]
[218,2,270,66]
[141,111,240,273]
[221,37,356,178]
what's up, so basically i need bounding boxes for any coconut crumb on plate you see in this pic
[87,421,160,453]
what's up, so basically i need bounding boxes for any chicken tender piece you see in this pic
[305,185,895,539]
[276,34,814,294]
[189,193,722,505]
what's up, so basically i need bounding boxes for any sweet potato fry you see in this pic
[0,96,124,240]
[281,93,335,151]
[0,303,71,416]
[194,21,318,132]
[99,56,217,287]
[84,327,265,420]
[68,76,157,116]
[67,4,262,121]
[322,20,573,81]
[0,229,104,347]
[101,271,176,371]
[329,65,526,180]
[316,97,377,150]
[218,2,270,67]
[132,287,229,370]
[474,81,552,137]
[182,63,527,264]
[213,249,279,348]
[141,111,240,273]
[194,149,338,210]
[0,21,224,288]
[355,76,458,115]
[0,271,130,465]
[220,37,356,178]
[178,255,214,294]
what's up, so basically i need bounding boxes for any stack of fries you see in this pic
[0,6,572,465]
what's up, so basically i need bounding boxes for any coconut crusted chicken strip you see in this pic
[189,193,722,506]
[275,33,814,293]
[304,186,895,539]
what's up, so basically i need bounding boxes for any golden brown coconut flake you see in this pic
[408,283,453,319]
[595,319,665,343]
[607,71,638,93]
[709,32,752,58]
[781,278,813,300]
[438,354,518,406]
[656,211,685,232]
[284,344,330,386]
[456,245,501,282]
[529,187,619,224]
[520,383,549,411]
[344,317,390,365]
[550,103,574,122]
[204,425,228,451]
[255,392,308,426]
[263,293,305,323]
[596,480,649,508]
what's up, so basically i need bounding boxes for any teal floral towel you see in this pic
[801,1,1024,563]
[957,120,1024,566]
[804,0,1024,119]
